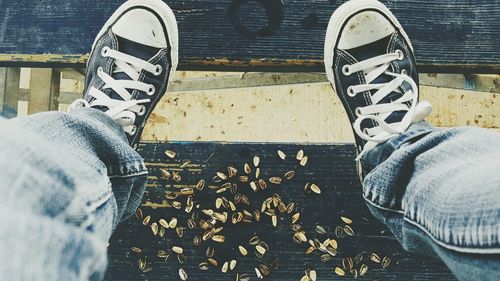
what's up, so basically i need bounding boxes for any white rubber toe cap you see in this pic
[111,8,167,48]
[337,11,395,50]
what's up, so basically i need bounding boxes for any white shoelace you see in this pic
[343,50,432,159]
[70,46,162,135]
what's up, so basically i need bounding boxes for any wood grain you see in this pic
[105,142,456,281]
[0,1,498,72]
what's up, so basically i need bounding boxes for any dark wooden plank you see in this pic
[106,142,455,281]
[0,1,499,73]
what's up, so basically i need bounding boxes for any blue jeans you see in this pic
[0,109,498,280]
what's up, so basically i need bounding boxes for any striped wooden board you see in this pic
[105,142,455,281]
[0,0,498,72]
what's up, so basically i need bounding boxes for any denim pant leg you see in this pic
[0,108,148,281]
[362,121,500,281]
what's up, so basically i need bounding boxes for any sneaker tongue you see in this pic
[346,34,407,127]
[102,36,161,102]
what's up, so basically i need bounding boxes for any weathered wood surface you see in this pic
[0,0,498,72]
[106,142,455,281]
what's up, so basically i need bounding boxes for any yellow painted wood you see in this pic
[142,83,499,143]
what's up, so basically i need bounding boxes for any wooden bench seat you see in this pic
[0,0,498,72]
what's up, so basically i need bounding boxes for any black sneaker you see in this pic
[324,0,431,160]
[71,0,178,148]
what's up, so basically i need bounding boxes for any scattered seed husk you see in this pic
[151,222,158,235]
[272,215,278,227]
[321,253,333,262]
[259,264,271,276]
[253,156,260,167]
[239,175,249,182]
[239,245,248,256]
[308,269,317,281]
[341,216,353,224]
[277,150,286,160]
[159,219,169,229]
[180,160,190,169]
[217,171,228,180]
[255,267,263,279]
[306,246,315,254]
[193,235,201,246]
[212,235,225,243]
[284,170,295,180]
[172,246,183,254]
[198,262,209,270]
[230,260,237,270]
[250,181,258,192]
[286,203,295,213]
[222,261,229,273]
[205,257,217,267]
[239,273,250,281]
[160,168,171,179]
[258,179,267,190]
[360,264,368,276]
[293,231,307,243]
[382,256,391,268]
[157,249,169,258]
[344,225,354,236]
[335,226,343,237]
[172,172,182,182]
[300,156,308,166]
[176,226,184,238]
[343,257,354,269]
[178,253,186,264]
[169,218,178,228]
[165,150,176,158]
[135,208,143,219]
[249,236,260,245]
[196,179,206,190]
[172,201,182,209]
[179,268,188,280]
[269,177,282,185]
[310,184,321,194]
[315,225,327,234]
[256,245,266,255]
[255,167,261,178]
[291,223,302,232]
[244,163,251,174]
[296,150,304,160]
[142,215,151,225]
[300,275,309,281]
[138,258,146,270]
[142,264,152,273]
[292,212,300,224]
[354,253,364,265]
[227,166,238,177]
[188,218,198,229]
[334,267,345,276]
[370,253,381,263]
[131,247,142,254]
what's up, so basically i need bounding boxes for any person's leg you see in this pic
[0,109,146,280]
[363,122,500,281]
[324,0,499,280]
[0,0,178,279]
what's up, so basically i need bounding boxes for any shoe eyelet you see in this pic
[154,65,163,76]
[97,67,104,75]
[137,105,146,116]
[355,107,362,117]
[396,49,404,60]
[401,69,407,75]
[101,46,110,57]
[347,86,356,97]
[128,125,137,136]
[342,65,352,76]
[147,85,156,96]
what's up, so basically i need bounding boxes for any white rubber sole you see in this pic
[90,0,179,86]
[324,0,413,90]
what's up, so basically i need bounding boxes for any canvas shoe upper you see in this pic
[70,0,178,148]
[324,0,432,160]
